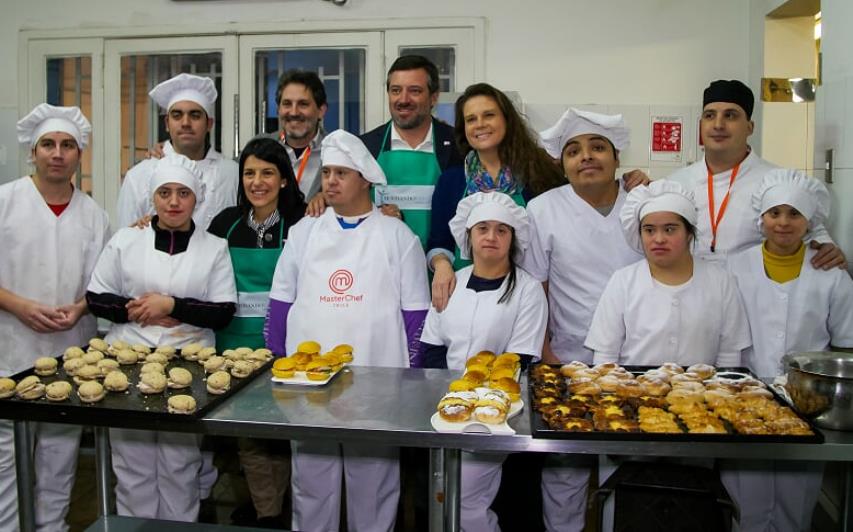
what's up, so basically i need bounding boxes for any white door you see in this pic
[103,35,238,224]
[238,32,383,147]
[25,38,104,201]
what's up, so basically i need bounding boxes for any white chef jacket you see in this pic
[522,184,643,363]
[116,141,238,230]
[0,176,110,375]
[585,259,751,367]
[269,207,429,367]
[728,244,853,378]
[420,265,548,370]
[87,225,237,348]
[667,152,833,264]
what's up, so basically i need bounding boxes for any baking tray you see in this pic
[528,365,823,443]
[0,349,272,422]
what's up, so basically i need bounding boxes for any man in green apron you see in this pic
[359,55,464,248]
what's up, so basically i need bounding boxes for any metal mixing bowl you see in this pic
[783,351,853,431]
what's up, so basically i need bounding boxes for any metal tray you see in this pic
[0,350,272,422]
[528,365,823,443]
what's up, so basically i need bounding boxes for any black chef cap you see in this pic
[703,80,754,119]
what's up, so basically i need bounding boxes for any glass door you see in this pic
[103,35,238,223]
[26,38,104,200]
[238,32,383,147]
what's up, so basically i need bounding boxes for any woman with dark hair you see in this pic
[207,138,306,527]
[208,137,306,350]
[420,191,547,531]
[427,82,564,311]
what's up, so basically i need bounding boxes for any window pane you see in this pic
[118,52,223,179]
[398,47,455,92]
[46,56,93,195]
[254,48,365,136]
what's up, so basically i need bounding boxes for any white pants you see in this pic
[460,452,507,532]
[291,440,399,532]
[540,454,591,532]
[110,428,202,522]
[198,450,217,499]
[720,459,823,532]
[0,421,81,532]
[0,421,19,532]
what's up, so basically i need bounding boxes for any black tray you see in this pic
[0,348,272,422]
[528,365,824,443]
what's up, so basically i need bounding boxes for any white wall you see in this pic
[813,0,853,263]
[0,1,760,179]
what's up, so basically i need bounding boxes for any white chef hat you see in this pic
[321,129,387,185]
[17,103,92,156]
[449,192,530,260]
[149,73,217,117]
[539,108,630,159]
[150,154,205,206]
[620,180,697,252]
[752,168,830,236]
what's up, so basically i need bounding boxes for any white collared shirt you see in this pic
[390,122,435,153]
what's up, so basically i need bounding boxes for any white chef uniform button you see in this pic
[780,294,788,300]
[669,337,677,344]
[672,299,680,306]
[776,331,784,338]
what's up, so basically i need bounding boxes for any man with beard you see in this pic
[263,70,327,201]
[309,55,463,247]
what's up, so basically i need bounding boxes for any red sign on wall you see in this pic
[652,121,682,152]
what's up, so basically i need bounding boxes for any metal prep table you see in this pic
[5,366,853,531]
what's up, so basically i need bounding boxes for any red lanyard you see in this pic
[706,162,740,253]
[280,132,311,185]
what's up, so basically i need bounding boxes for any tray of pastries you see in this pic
[0,339,273,421]
[270,341,352,386]
[431,351,524,435]
[528,362,822,442]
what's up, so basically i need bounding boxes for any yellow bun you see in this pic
[273,357,297,371]
[338,352,353,364]
[448,379,477,392]
[463,370,487,384]
[332,344,353,355]
[466,364,490,376]
[292,352,314,366]
[271,368,295,378]
[491,377,521,401]
[297,341,321,354]
[489,367,516,382]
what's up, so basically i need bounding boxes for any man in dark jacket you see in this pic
[358,55,464,247]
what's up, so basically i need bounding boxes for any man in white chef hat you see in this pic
[266,129,430,532]
[116,73,238,230]
[522,108,646,531]
[0,103,110,531]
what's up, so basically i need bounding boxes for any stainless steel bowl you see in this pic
[783,351,853,431]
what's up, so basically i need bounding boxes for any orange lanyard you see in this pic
[706,162,740,253]
[280,132,312,185]
[294,145,311,185]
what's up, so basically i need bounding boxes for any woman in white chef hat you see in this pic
[585,179,751,367]
[420,191,547,531]
[722,169,853,532]
[86,154,237,522]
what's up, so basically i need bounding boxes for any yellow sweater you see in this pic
[762,241,805,283]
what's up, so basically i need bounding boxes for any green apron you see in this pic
[374,123,443,249]
[452,189,527,270]
[215,218,285,351]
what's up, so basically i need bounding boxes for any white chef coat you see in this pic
[421,265,547,370]
[585,259,751,367]
[0,176,109,532]
[0,176,110,375]
[87,225,237,348]
[116,141,238,230]
[667,152,833,265]
[523,184,642,364]
[728,244,853,378]
[270,207,429,366]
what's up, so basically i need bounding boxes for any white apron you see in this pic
[88,226,236,348]
[0,177,109,375]
[728,244,853,378]
[285,209,408,367]
[420,266,547,370]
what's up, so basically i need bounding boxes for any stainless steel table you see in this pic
[7,367,853,531]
